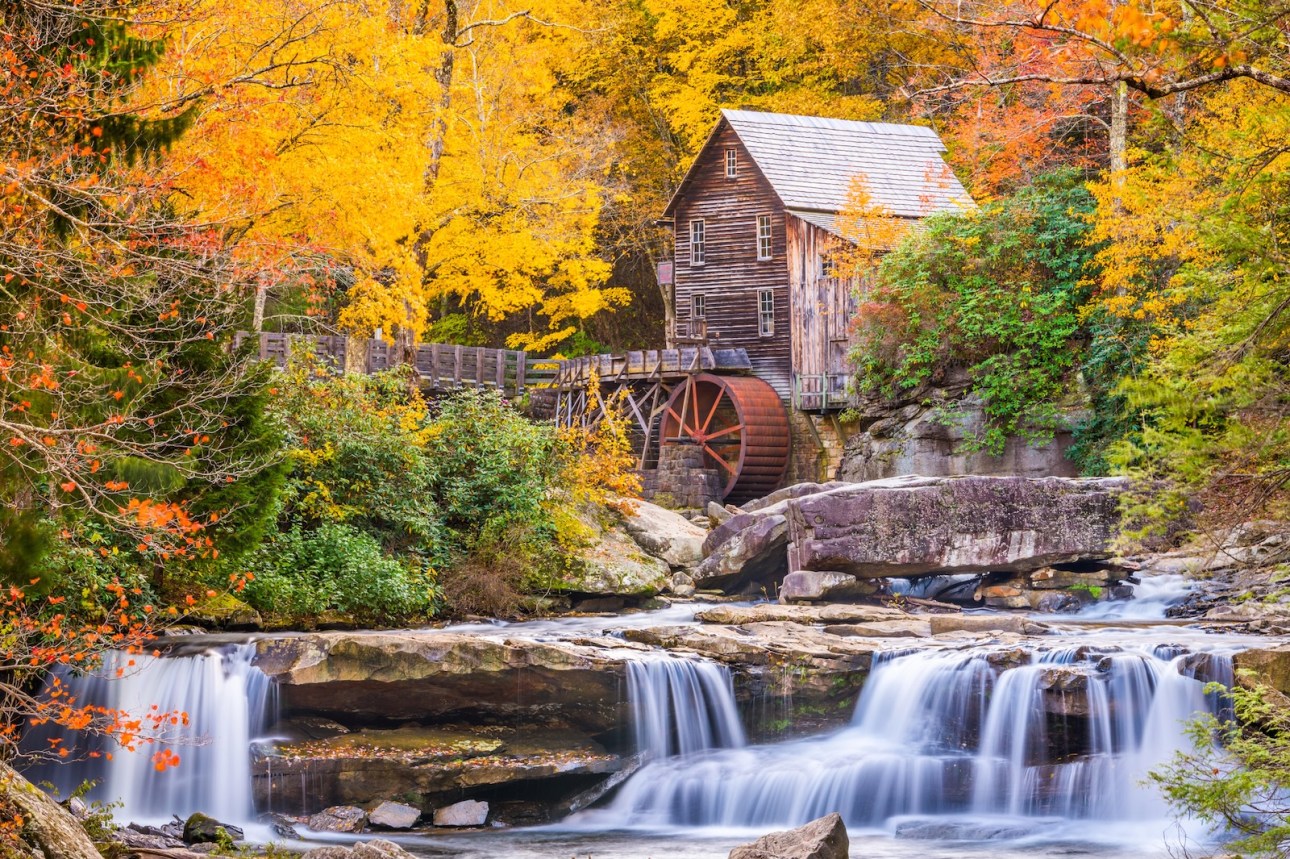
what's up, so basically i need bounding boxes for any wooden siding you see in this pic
[673,123,792,398]
[786,214,859,410]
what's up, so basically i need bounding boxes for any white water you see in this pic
[23,644,275,824]
[627,658,746,760]
[1073,572,1196,620]
[578,642,1233,834]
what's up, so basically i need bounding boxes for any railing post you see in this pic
[517,351,527,395]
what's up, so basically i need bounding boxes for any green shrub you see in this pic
[242,521,439,624]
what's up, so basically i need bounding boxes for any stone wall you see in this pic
[641,444,723,510]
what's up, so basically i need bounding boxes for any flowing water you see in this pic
[22,644,275,825]
[16,591,1259,859]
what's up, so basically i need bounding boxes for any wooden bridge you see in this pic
[237,332,557,399]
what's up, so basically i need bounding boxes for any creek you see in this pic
[19,575,1266,859]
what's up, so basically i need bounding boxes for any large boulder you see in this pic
[182,812,244,843]
[620,499,707,568]
[728,812,849,859]
[307,806,368,833]
[0,764,102,859]
[253,632,626,734]
[564,513,671,596]
[697,476,1126,591]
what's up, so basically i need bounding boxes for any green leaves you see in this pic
[852,168,1100,456]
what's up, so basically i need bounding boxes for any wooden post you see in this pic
[517,352,527,396]
[453,345,463,386]
[495,351,506,391]
[476,348,485,388]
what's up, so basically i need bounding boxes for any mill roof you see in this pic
[664,109,974,222]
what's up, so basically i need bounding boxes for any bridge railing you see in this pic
[235,332,558,398]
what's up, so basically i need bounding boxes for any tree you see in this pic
[0,0,284,580]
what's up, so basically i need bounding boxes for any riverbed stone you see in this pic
[182,812,244,843]
[307,805,368,833]
[433,799,489,827]
[367,800,421,830]
[780,570,882,603]
[728,812,848,859]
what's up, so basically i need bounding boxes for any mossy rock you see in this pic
[185,594,262,630]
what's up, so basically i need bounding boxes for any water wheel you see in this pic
[658,373,790,503]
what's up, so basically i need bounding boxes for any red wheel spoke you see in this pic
[703,444,738,475]
[699,388,725,434]
[704,423,744,442]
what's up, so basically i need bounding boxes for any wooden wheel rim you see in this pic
[659,373,789,503]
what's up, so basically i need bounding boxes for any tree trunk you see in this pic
[252,278,267,332]
[1109,80,1128,178]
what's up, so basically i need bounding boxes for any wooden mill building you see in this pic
[661,109,974,411]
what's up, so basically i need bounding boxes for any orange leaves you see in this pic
[152,748,181,771]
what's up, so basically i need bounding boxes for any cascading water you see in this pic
[586,643,1233,833]
[626,657,746,760]
[22,643,275,825]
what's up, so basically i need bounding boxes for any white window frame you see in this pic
[691,293,706,319]
[725,148,738,178]
[689,219,706,266]
[756,214,773,260]
[758,288,775,337]
[820,256,836,278]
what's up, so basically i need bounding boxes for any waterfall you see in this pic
[22,643,275,825]
[590,644,1233,831]
[627,657,746,760]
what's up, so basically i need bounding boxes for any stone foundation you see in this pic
[641,444,723,510]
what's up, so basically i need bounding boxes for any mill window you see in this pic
[758,288,775,337]
[692,293,706,319]
[757,214,773,260]
[690,219,705,266]
[725,148,738,178]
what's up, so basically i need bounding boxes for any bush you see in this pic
[852,169,1102,455]
[242,521,439,624]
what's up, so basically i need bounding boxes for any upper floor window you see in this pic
[758,288,775,337]
[691,293,706,319]
[689,219,706,266]
[756,214,773,260]
[820,257,836,278]
[725,148,738,178]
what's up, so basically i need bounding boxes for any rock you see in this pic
[301,848,356,859]
[894,819,1034,840]
[823,620,931,638]
[742,482,849,513]
[367,800,421,830]
[182,812,244,844]
[1028,567,1112,589]
[61,797,89,821]
[253,633,626,735]
[256,725,623,816]
[789,476,1125,579]
[307,805,368,833]
[263,814,300,839]
[707,501,734,526]
[564,511,671,596]
[927,615,1033,636]
[113,830,185,850]
[698,476,1124,593]
[780,571,882,603]
[0,763,112,856]
[621,498,708,567]
[352,839,420,859]
[839,387,1079,483]
[1035,591,1087,613]
[728,812,848,859]
[696,513,790,590]
[670,571,696,598]
[695,603,906,626]
[433,799,489,827]
[183,593,262,630]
